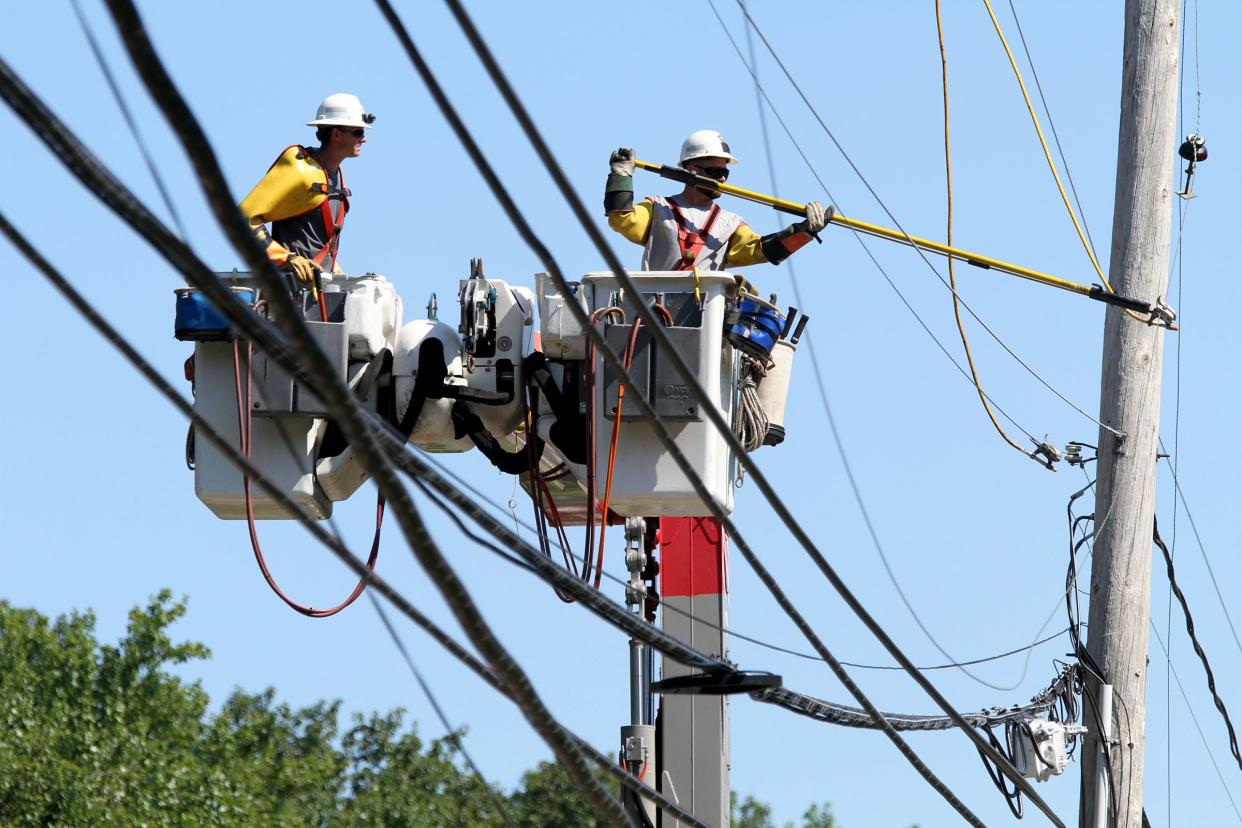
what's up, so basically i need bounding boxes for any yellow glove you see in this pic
[285,254,321,285]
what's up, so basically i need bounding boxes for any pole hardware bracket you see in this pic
[1176,133,1207,200]
[1064,441,1098,468]
[652,670,782,696]
[1087,287,1178,329]
[1031,436,1061,470]
[1148,297,1177,330]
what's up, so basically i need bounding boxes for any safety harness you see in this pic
[667,200,721,271]
[308,173,349,266]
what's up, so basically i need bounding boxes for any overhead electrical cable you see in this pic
[62,6,633,820]
[708,0,1041,447]
[410,450,1074,737]
[1156,441,1242,659]
[978,0,1109,290]
[3,49,996,828]
[422,448,1077,673]
[0,212,708,828]
[66,0,188,242]
[0,107,711,828]
[1003,0,1100,257]
[422,2,1066,823]
[936,0,1042,466]
[727,0,1124,441]
[420,448,1074,673]
[1168,4,1191,815]
[26,3,1058,824]
[731,0,1048,692]
[1149,618,1242,823]
[374,5,997,825]
[755,664,1076,732]
[1153,519,1242,774]
[1,38,989,758]
[1,98,1061,802]
[367,592,515,825]
[7,14,1068,828]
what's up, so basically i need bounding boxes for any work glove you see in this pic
[800,201,832,236]
[285,253,321,285]
[609,147,636,177]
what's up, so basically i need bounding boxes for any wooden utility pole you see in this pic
[1080,1,1181,826]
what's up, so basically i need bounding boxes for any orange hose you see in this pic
[594,319,642,588]
[593,304,671,589]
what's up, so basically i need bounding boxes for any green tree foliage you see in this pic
[732,791,838,828]
[0,593,843,826]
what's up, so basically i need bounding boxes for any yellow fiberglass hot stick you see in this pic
[633,159,1175,324]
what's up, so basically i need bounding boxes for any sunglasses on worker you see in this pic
[337,127,366,138]
[690,164,729,181]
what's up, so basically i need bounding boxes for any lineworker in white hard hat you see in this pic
[604,130,830,272]
[239,93,376,286]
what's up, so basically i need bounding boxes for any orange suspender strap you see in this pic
[310,166,349,266]
[667,200,721,271]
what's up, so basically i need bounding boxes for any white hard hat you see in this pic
[678,129,739,165]
[306,93,376,129]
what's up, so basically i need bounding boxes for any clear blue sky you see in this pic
[3,2,1240,825]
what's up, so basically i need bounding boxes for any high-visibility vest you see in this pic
[641,195,744,271]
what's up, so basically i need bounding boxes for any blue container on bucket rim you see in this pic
[174,286,257,341]
[727,295,784,360]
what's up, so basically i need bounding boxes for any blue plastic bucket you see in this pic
[727,295,784,359]
[174,286,257,341]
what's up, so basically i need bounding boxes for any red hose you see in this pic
[234,340,381,618]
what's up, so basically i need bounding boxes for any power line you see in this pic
[728,0,1122,442]
[413,453,1077,739]
[421,448,1075,673]
[32,6,634,820]
[1149,618,1242,823]
[730,0,1048,692]
[7,36,989,827]
[937,0,1043,466]
[376,5,996,825]
[414,1,1066,822]
[1156,442,1242,659]
[756,662,1076,732]
[25,4,1058,821]
[1003,0,1100,259]
[67,0,188,242]
[1153,519,1242,774]
[0,179,712,828]
[367,593,514,825]
[4,108,1040,828]
[706,0,1041,446]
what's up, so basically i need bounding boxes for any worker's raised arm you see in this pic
[724,201,831,267]
[603,146,653,246]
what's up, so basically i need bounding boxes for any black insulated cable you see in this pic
[377,3,991,825]
[1,199,713,828]
[1154,518,1242,774]
[61,4,633,821]
[428,1,1064,823]
[365,1,988,824]
[67,0,189,242]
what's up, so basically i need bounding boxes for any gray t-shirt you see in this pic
[272,153,346,271]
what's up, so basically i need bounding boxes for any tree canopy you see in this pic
[0,591,845,826]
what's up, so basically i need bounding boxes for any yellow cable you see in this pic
[937,0,1040,465]
[979,0,1119,296]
